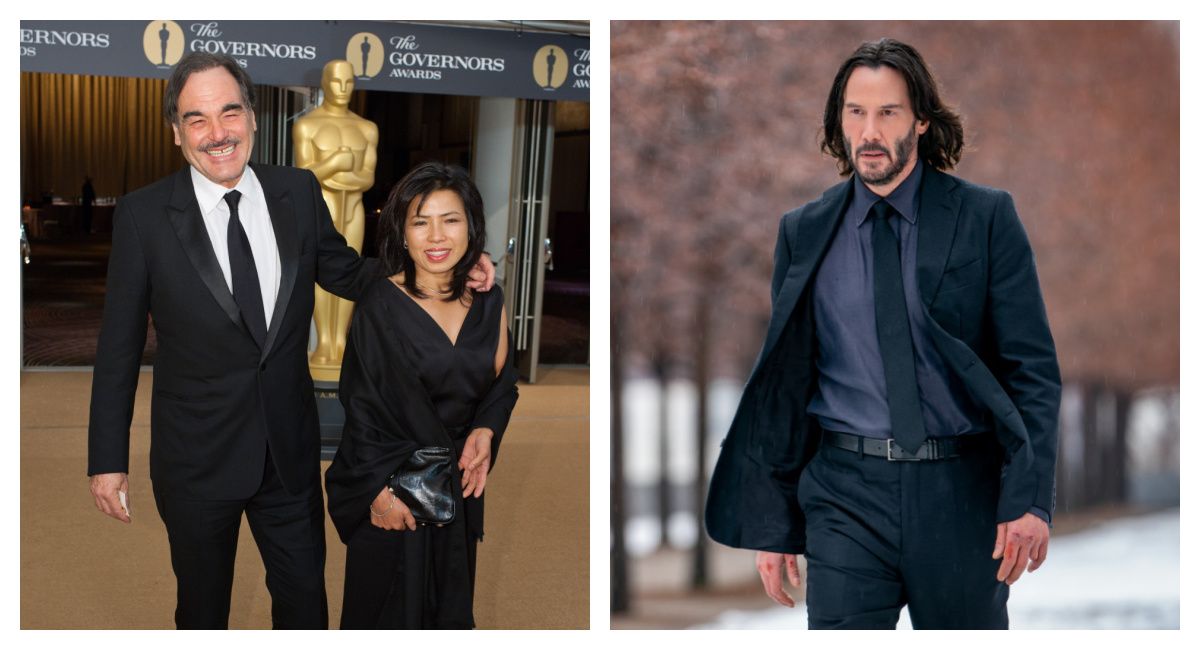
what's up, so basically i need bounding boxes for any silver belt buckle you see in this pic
[886,439,921,461]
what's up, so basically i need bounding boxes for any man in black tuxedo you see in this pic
[86,52,490,629]
[705,39,1061,629]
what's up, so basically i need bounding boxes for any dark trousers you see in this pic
[797,437,1009,629]
[152,449,328,629]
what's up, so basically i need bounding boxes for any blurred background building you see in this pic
[19,20,592,629]
[20,19,591,381]
[611,20,1179,629]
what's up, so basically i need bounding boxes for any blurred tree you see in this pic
[613,19,1178,395]
[611,20,1178,596]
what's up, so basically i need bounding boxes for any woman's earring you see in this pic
[403,240,408,250]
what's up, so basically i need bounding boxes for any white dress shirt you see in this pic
[189,165,282,325]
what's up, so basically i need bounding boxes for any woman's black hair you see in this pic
[377,161,487,302]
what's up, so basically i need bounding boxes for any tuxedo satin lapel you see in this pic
[261,180,299,360]
[915,168,962,306]
[758,181,851,365]
[166,168,243,329]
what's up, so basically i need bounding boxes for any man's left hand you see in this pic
[466,253,495,292]
[992,512,1049,585]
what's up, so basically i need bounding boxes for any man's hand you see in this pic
[370,486,416,531]
[466,252,495,292]
[992,512,1049,585]
[755,551,802,608]
[458,428,494,498]
[90,472,131,523]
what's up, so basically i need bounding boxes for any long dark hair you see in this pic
[163,52,256,125]
[377,162,486,302]
[820,38,964,176]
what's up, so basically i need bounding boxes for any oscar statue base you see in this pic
[309,362,341,383]
[314,380,343,460]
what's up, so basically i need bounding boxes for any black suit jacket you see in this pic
[705,166,1061,554]
[87,164,378,499]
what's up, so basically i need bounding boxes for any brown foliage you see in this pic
[611,21,1179,390]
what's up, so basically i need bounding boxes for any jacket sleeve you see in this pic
[986,192,1062,522]
[87,198,150,477]
[308,170,381,301]
[770,214,792,304]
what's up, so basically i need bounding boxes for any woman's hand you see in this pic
[459,428,494,498]
[369,486,417,530]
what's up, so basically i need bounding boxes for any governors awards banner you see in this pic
[20,20,590,102]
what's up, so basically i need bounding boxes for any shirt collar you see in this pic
[189,164,261,216]
[849,160,923,227]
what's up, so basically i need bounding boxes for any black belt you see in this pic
[822,430,986,461]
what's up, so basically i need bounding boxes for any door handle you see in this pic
[20,223,30,264]
[543,238,554,271]
[506,237,516,263]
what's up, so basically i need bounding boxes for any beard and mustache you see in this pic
[845,121,918,187]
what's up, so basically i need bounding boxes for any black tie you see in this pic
[871,200,927,454]
[224,190,267,348]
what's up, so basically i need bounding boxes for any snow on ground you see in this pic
[698,509,1179,629]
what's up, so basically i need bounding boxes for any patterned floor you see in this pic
[21,236,158,366]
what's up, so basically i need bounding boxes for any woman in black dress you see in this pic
[325,162,518,629]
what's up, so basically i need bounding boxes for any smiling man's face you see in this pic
[171,66,256,189]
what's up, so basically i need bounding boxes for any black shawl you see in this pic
[325,281,519,546]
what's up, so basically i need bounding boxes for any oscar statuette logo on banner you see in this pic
[346,32,384,79]
[143,20,184,68]
[532,44,568,91]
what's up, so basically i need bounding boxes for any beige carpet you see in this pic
[20,367,589,629]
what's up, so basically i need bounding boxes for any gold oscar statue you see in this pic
[294,59,379,382]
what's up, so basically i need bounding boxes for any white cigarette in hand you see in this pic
[118,490,130,517]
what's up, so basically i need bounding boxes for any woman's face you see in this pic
[405,188,470,279]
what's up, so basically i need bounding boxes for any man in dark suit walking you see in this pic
[85,52,490,629]
[705,38,1061,629]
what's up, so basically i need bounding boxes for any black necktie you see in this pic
[224,190,267,348]
[871,200,927,453]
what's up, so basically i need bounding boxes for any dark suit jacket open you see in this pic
[705,167,1062,554]
[87,164,378,499]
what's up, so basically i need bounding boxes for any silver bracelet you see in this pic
[369,492,396,517]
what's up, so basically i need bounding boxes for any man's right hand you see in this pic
[90,472,131,523]
[756,551,802,608]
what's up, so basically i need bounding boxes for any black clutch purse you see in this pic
[386,446,456,525]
